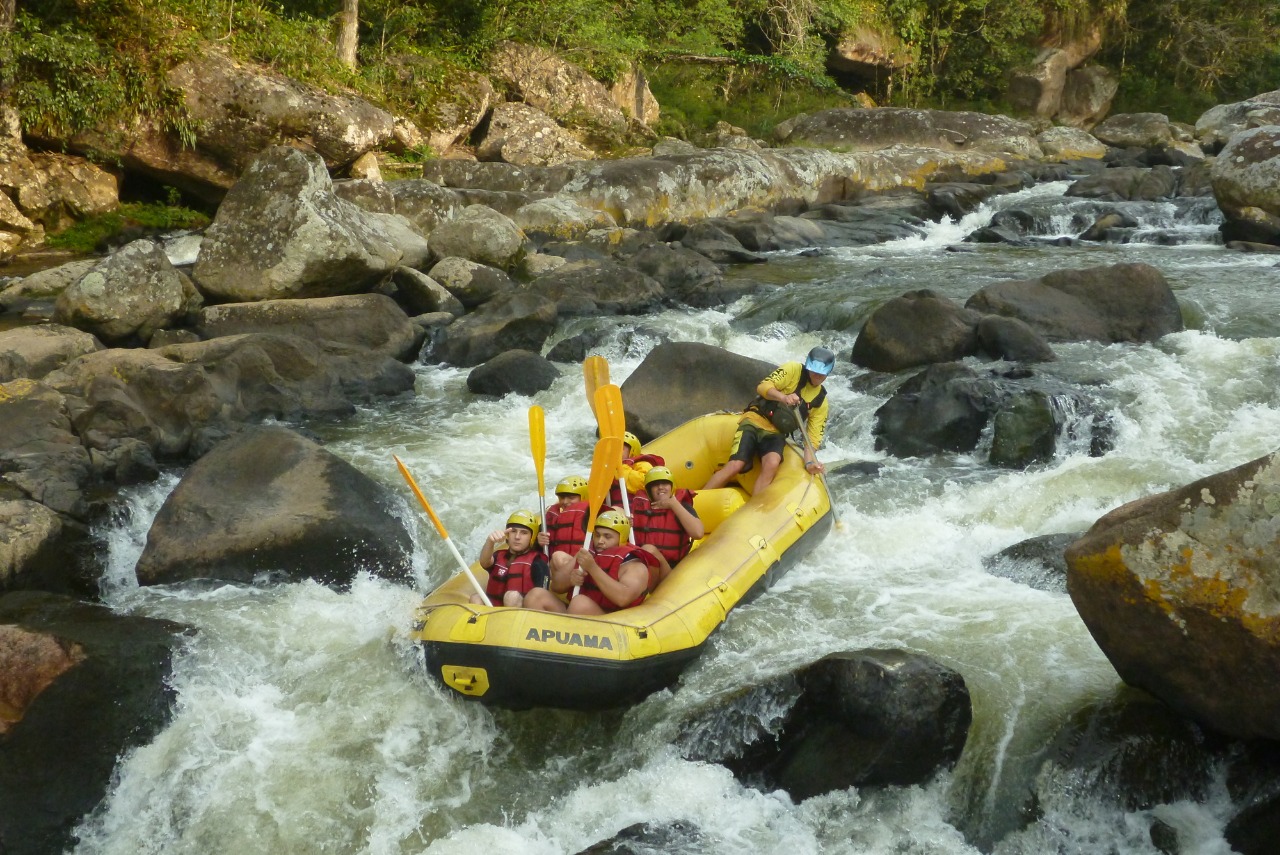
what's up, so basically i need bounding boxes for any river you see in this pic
[72,180,1280,854]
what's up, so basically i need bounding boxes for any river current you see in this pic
[74,181,1280,854]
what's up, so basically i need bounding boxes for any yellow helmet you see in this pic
[593,509,631,542]
[506,510,540,536]
[644,466,674,487]
[623,431,641,457]
[555,475,588,498]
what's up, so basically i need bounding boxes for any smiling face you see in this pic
[505,524,534,553]
[556,492,578,508]
[592,527,621,550]
[646,480,673,501]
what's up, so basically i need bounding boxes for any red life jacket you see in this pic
[631,489,698,566]
[484,548,549,602]
[545,501,589,555]
[579,545,653,612]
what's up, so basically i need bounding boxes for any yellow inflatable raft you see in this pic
[409,412,833,710]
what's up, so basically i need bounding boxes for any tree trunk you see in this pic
[337,0,358,69]
[1,0,17,142]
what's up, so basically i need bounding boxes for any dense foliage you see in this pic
[2,0,1278,148]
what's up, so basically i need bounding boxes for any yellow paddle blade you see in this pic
[583,355,609,422]
[585,435,622,533]
[594,383,625,448]
[393,455,449,539]
[528,405,546,495]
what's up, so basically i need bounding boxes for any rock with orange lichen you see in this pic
[1066,451,1280,740]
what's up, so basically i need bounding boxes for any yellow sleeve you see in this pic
[756,362,803,398]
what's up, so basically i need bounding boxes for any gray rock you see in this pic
[776,107,1042,159]
[196,294,421,362]
[0,381,92,519]
[192,146,403,302]
[389,267,465,316]
[428,257,519,308]
[0,592,189,855]
[1092,112,1175,148]
[476,102,595,167]
[1065,165,1178,202]
[0,259,98,312]
[425,204,526,269]
[873,362,998,457]
[684,650,971,800]
[621,342,774,440]
[135,426,413,587]
[1211,126,1280,245]
[53,240,187,343]
[430,291,558,367]
[466,349,561,396]
[851,290,981,372]
[975,314,1057,363]
[0,324,102,382]
[0,500,91,595]
[1067,451,1280,741]
[529,261,665,315]
[964,262,1183,344]
[990,389,1059,468]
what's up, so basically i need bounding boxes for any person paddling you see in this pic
[703,345,834,494]
[525,510,655,614]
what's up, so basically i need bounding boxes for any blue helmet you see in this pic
[803,346,836,375]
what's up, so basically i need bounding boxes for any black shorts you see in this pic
[727,422,786,473]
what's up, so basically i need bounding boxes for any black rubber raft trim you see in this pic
[423,506,834,711]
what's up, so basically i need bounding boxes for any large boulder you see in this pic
[425,204,527,269]
[964,262,1183,344]
[0,592,188,855]
[1065,451,1280,741]
[0,146,119,234]
[192,146,408,302]
[135,426,413,587]
[466,349,561,396]
[610,65,661,127]
[383,56,494,156]
[0,324,102,382]
[1064,165,1178,202]
[0,380,93,520]
[0,500,90,595]
[850,290,981,372]
[1036,126,1108,161]
[775,108,1042,159]
[872,362,998,457]
[1007,48,1075,119]
[476,101,597,167]
[1195,89,1280,151]
[195,294,421,362]
[487,41,628,137]
[0,259,97,313]
[429,290,558,368]
[53,239,192,343]
[529,261,665,315]
[1091,112,1175,149]
[621,342,773,440]
[1057,66,1118,129]
[1210,126,1280,245]
[427,257,519,308]
[684,650,971,800]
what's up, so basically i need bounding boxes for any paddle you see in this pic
[594,383,635,543]
[571,434,623,598]
[791,406,843,531]
[393,455,492,605]
[583,355,609,426]
[529,404,547,524]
